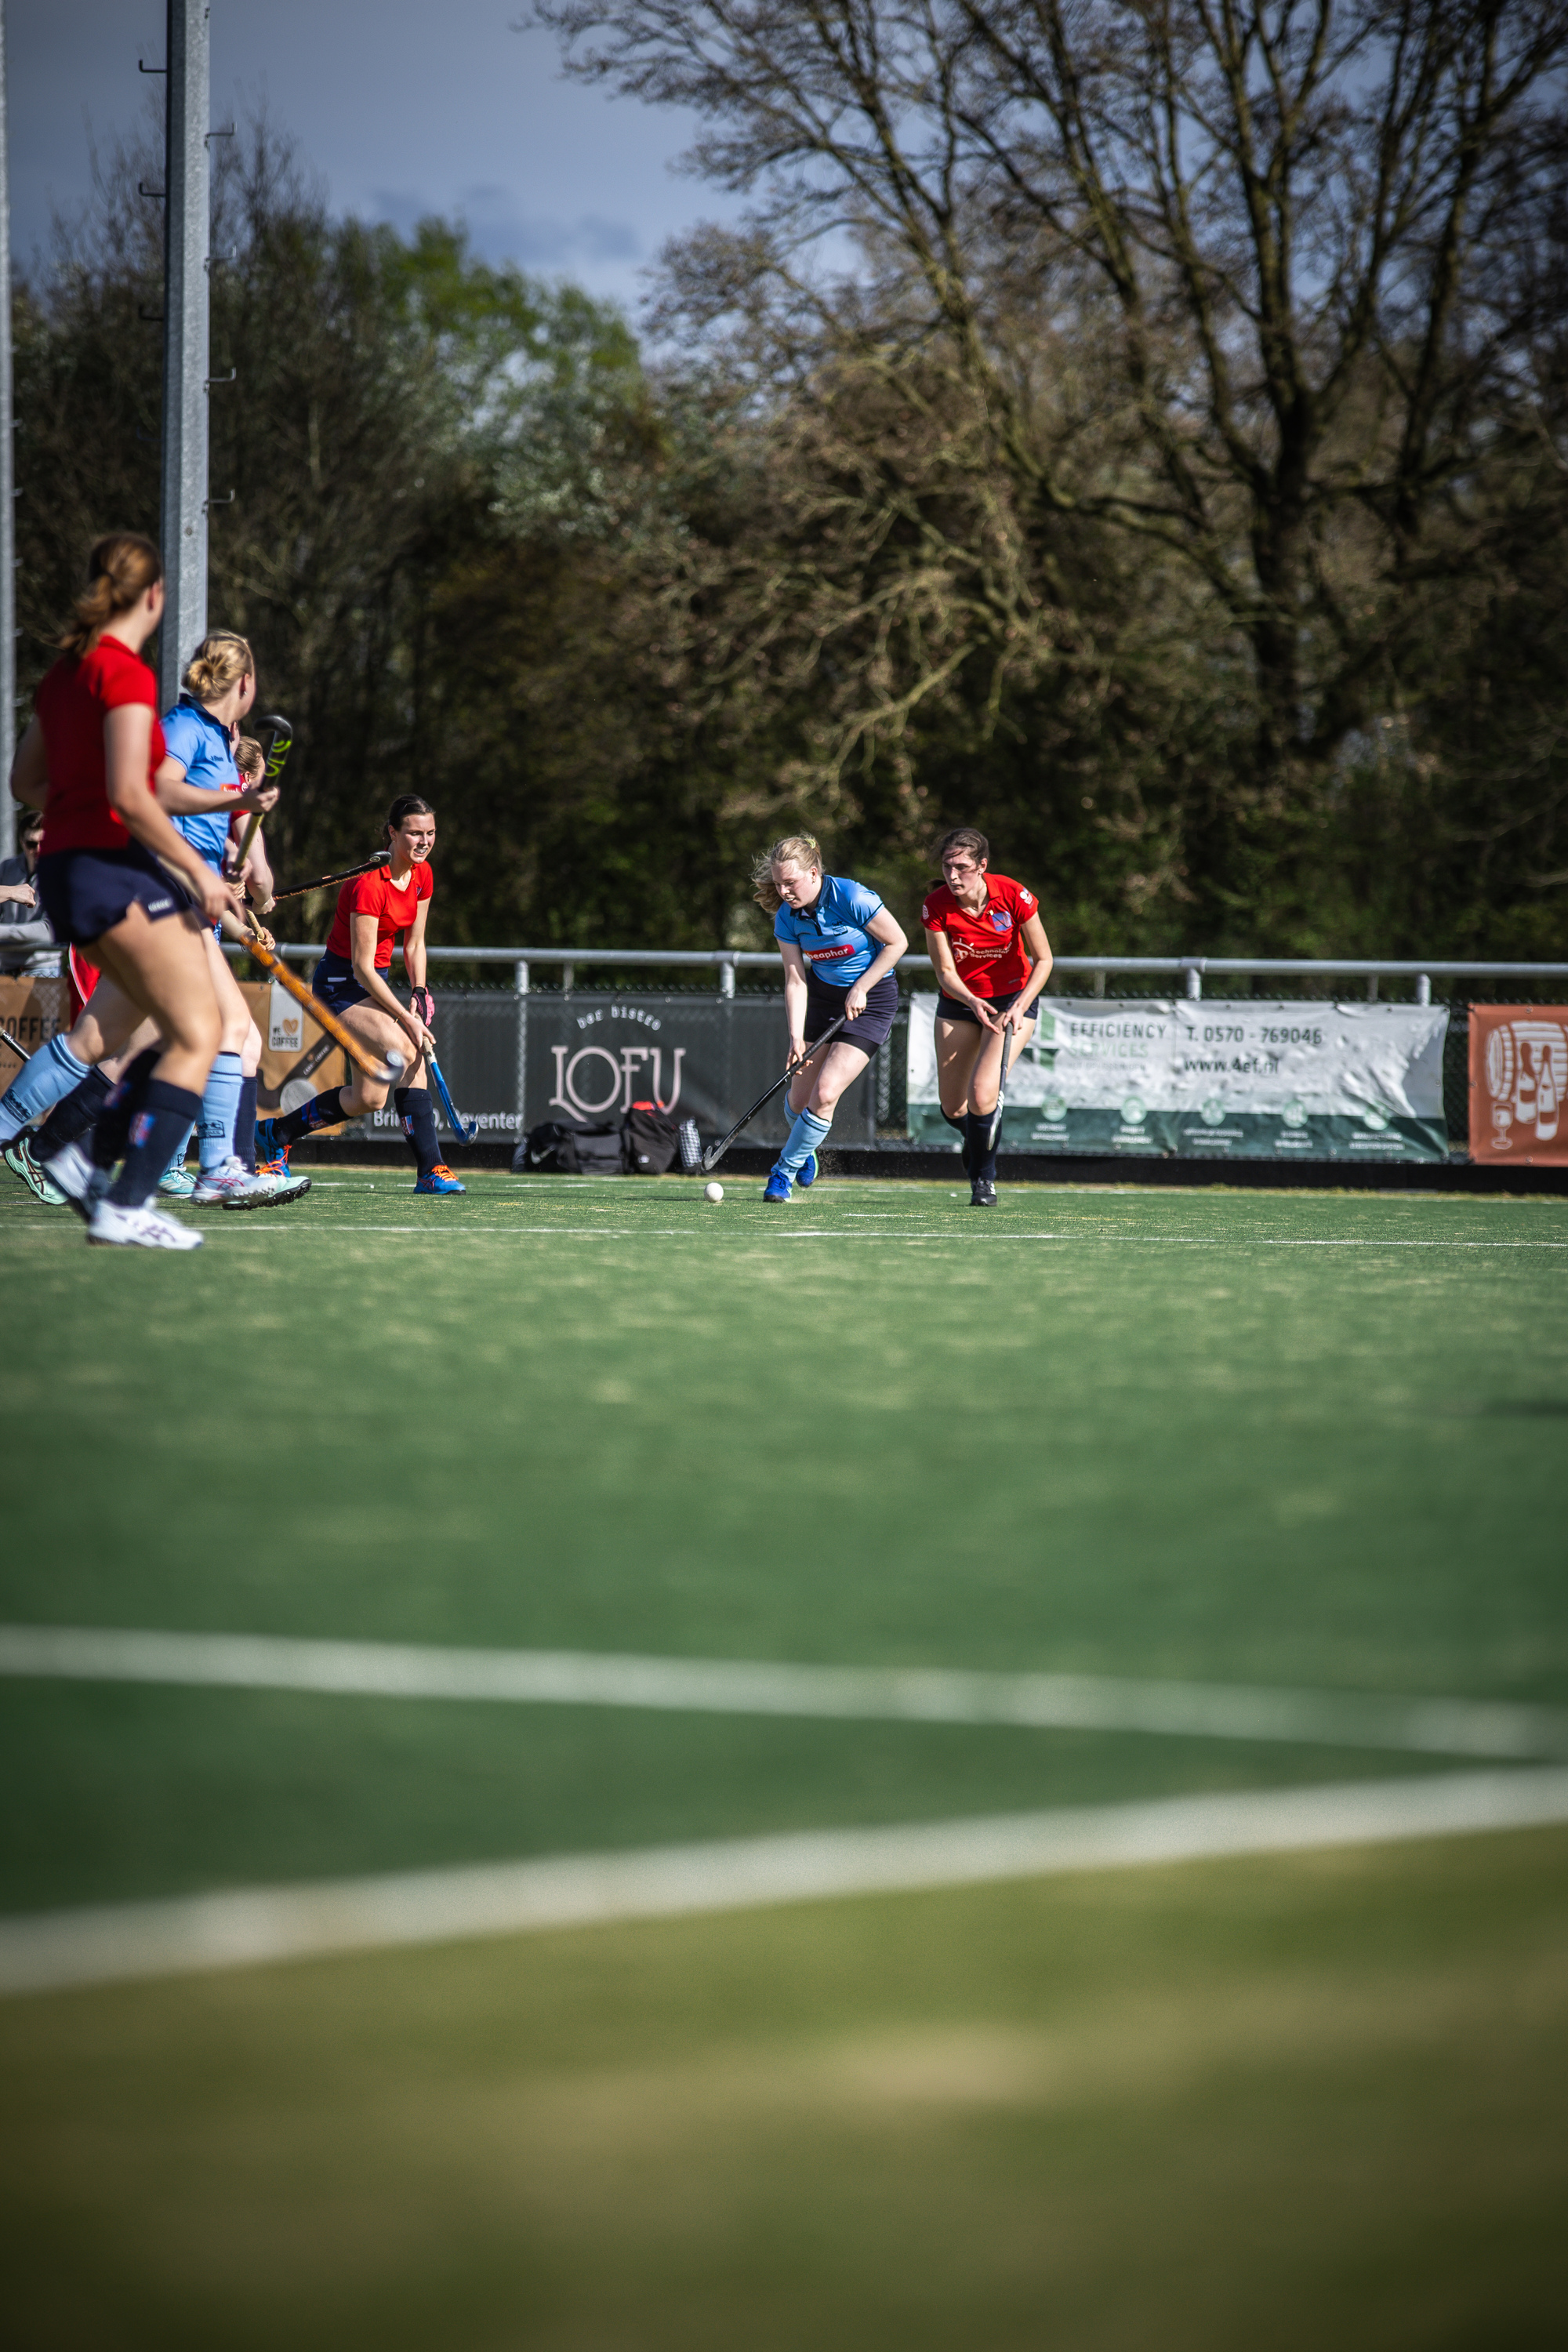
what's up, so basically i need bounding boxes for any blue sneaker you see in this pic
[158,1163,197,1199]
[797,1151,818,1189]
[254,1117,289,1171]
[415,1163,466,1194]
[763,1168,793,1203]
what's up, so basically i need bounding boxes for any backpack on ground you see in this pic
[623,1102,680,1175]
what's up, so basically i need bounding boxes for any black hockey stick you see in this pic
[985,1007,1014,1156]
[701,1015,849,1174]
[270,851,390,906]
[230,713,294,887]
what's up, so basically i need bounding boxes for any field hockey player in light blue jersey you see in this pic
[754,833,908,1202]
[159,634,308,1209]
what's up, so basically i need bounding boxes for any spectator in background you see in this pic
[0,808,60,976]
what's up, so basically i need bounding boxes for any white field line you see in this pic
[3,1768,1566,1997]
[2,1626,1563,1762]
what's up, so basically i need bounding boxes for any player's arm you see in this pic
[402,893,436,1029]
[779,939,809,1064]
[925,921,986,1020]
[1009,910,1054,1024]
[402,893,430,992]
[844,906,907,1018]
[9,717,48,809]
[155,757,278,818]
[350,909,429,1057]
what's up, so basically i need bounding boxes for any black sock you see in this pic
[395,1085,440,1178]
[941,1106,971,1176]
[107,1080,204,1209]
[45,1047,160,1172]
[33,1065,114,1160]
[235,1075,258,1170]
[275,1087,346,1148]
[964,1109,998,1188]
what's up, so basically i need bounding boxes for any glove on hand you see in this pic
[410,987,436,1029]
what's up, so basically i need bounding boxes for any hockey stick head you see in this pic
[427,1051,478,1145]
[256,713,294,780]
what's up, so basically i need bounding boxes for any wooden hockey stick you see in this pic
[220,912,403,1086]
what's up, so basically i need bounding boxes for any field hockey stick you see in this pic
[426,1049,477,1145]
[985,1008,1013,1155]
[701,1014,850,1174]
[0,1028,33,1064]
[269,851,389,906]
[229,713,293,898]
[217,911,405,1087]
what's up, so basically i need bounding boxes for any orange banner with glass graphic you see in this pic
[1468,1006,1568,1164]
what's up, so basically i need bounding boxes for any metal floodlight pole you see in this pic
[158,0,209,713]
[0,1,14,863]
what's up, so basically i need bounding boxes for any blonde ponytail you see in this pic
[59,532,162,659]
[183,631,254,703]
[751,833,823,915]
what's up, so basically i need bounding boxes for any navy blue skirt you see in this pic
[312,949,372,1013]
[804,967,899,1054]
[35,845,187,948]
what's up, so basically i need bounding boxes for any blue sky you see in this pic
[9,0,739,314]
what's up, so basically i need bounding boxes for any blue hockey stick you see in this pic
[426,1051,477,1145]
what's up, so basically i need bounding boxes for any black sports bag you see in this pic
[512,1119,622,1174]
[623,1103,680,1175]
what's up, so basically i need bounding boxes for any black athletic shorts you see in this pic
[312,949,372,1014]
[935,985,1034,1029]
[34,844,186,949]
[804,967,899,1054]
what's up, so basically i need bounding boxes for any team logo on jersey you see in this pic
[989,907,1013,931]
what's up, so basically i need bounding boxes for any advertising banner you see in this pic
[237,982,348,1119]
[319,993,881,1148]
[907,994,1451,1162]
[0,975,68,1077]
[1468,1006,1568,1165]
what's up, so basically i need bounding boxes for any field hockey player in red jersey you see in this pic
[8,533,240,1248]
[254,793,464,1194]
[920,827,1054,1207]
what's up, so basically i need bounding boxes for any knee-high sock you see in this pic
[0,1033,89,1144]
[234,1074,258,1171]
[107,1080,204,1210]
[35,1046,158,1171]
[940,1105,971,1174]
[86,1048,162,1171]
[196,1051,243,1176]
[27,1062,113,1156]
[963,1109,999,1188]
[775,1105,832,1181]
[395,1084,440,1178]
[274,1087,347,1149]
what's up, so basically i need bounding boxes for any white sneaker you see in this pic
[191,1155,308,1210]
[87,1199,205,1250]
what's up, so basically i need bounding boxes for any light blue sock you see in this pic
[0,1033,89,1145]
[198,1053,244,1176]
[775,1106,831,1181]
[162,1123,195,1180]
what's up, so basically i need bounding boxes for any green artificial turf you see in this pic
[2,1825,1564,2350]
[2,1171,1565,1913]
[3,1167,1566,2344]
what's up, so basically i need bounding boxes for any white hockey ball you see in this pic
[704,1181,724,1203]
